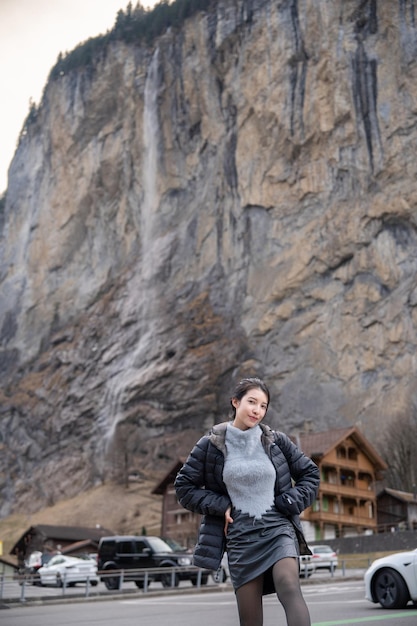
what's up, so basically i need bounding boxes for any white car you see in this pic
[213,552,314,582]
[38,554,99,587]
[364,548,417,609]
[212,552,230,583]
[309,545,338,572]
[298,554,314,577]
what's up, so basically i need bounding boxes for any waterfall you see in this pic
[141,47,160,280]
[95,49,162,471]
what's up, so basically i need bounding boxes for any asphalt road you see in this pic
[2,580,417,626]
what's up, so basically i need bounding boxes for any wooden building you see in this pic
[10,524,114,568]
[152,459,200,550]
[299,427,387,540]
[376,487,417,532]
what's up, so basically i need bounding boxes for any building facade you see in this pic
[299,427,387,540]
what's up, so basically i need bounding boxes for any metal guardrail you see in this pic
[0,565,212,604]
[0,558,371,604]
[98,564,208,591]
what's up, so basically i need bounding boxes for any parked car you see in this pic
[309,545,338,572]
[21,551,53,584]
[364,548,417,609]
[213,552,314,583]
[38,554,99,587]
[97,535,209,590]
[161,537,191,553]
[298,554,314,578]
[212,551,230,583]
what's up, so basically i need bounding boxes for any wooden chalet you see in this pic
[298,426,387,539]
[152,459,200,550]
[376,487,417,532]
[10,524,114,568]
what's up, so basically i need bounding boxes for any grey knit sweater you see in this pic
[223,423,276,519]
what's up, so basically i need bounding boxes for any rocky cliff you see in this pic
[1,0,417,518]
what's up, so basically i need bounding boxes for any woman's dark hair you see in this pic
[230,377,270,417]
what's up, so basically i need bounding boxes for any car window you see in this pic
[50,556,65,565]
[134,541,151,553]
[117,541,135,554]
[146,537,173,553]
[99,540,116,558]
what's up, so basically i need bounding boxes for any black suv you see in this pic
[97,535,208,590]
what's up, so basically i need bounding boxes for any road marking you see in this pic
[312,611,417,625]
[122,599,236,605]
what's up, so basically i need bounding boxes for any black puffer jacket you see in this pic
[175,421,320,571]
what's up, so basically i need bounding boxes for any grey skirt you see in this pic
[226,507,299,595]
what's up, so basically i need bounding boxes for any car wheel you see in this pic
[212,567,228,583]
[135,580,146,589]
[104,569,121,591]
[191,574,209,586]
[90,580,98,587]
[373,568,410,609]
[160,569,179,588]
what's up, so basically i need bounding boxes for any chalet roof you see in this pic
[0,555,18,570]
[152,459,186,495]
[10,524,114,556]
[61,538,100,554]
[295,426,387,471]
[377,487,417,503]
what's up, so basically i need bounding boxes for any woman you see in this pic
[175,377,320,626]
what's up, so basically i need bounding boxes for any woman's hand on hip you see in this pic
[224,507,233,534]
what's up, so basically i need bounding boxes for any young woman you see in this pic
[175,377,320,626]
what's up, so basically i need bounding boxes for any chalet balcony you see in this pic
[306,510,377,528]
[320,483,376,500]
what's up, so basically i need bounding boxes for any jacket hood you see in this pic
[209,421,276,455]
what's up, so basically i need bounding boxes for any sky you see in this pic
[0,0,159,194]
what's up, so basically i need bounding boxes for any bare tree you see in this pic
[378,410,417,493]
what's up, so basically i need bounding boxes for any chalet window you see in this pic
[358,471,373,490]
[348,447,357,461]
[321,468,337,484]
[175,511,194,525]
[340,471,355,486]
[328,471,337,484]
[336,446,346,459]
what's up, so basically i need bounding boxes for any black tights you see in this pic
[235,557,311,626]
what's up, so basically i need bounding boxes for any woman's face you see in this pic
[232,387,269,430]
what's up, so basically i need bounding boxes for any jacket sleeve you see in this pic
[274,432,320,516]
[174,436,231,517]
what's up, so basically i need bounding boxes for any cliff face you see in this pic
[1,0,417,517]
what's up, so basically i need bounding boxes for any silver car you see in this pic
[310,545,338,572]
